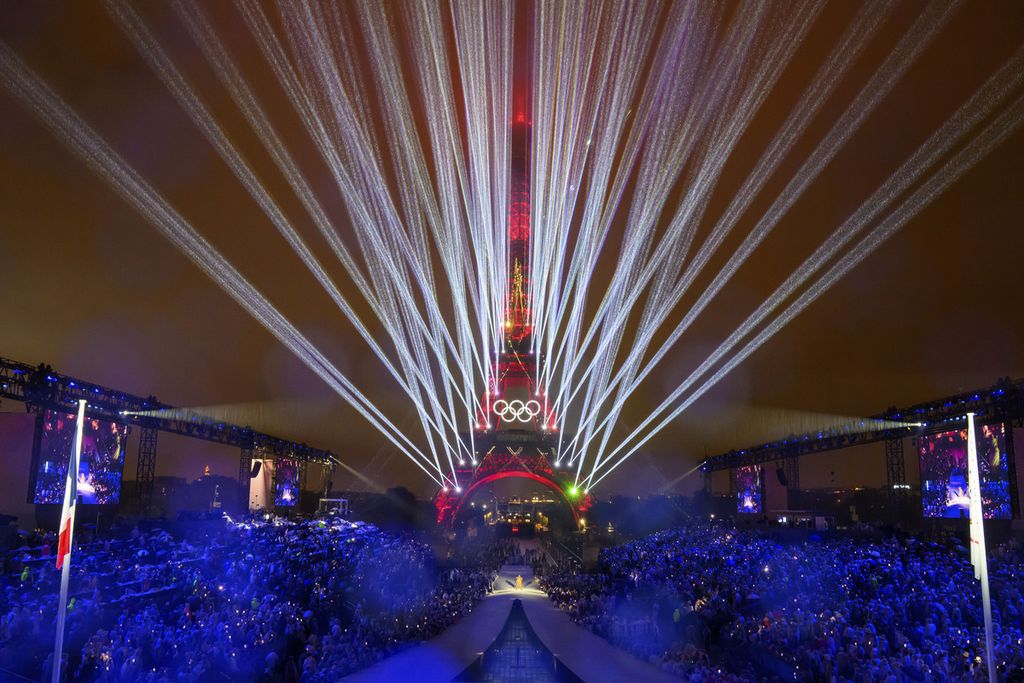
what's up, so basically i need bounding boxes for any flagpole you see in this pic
[52,399,86,683]
[965,412,996,683]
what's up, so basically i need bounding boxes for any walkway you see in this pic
[454,598,582,682]
[342,542,677,683]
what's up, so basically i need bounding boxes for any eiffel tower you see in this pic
[434,9,591,528]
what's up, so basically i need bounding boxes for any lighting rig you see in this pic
[0,356,335,510]
[699,377,1024,516]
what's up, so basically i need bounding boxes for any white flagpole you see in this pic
[52,399,86,683]
[965,412,996,683]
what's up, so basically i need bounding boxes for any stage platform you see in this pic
[342,543,677,683]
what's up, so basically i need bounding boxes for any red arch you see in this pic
[446,470,581,526]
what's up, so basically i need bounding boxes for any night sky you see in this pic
[1,1,1022,503]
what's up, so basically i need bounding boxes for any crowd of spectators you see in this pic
[539,521,1024,682]
[1,515,503,682]
[6,509,1023,682]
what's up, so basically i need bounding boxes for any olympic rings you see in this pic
[492,399,542,423]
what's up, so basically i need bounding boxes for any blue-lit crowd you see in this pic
[1,517,502,682]
[5,511,1024,682]
[539,521,1024,682]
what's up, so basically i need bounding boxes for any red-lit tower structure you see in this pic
[435,5,591,527]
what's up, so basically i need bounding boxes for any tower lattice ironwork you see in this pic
[434,12,591,526]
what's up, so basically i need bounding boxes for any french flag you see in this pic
[55,401,86,570]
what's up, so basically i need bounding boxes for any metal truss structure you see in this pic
[1,356,335,509]
[135,426,159,509]
[700,377,1024,473]
[884,437,906,490]
[701,377,1023,517]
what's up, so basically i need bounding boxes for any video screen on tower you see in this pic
[32,409,128,505]
[274,458,299,507]
[918,423,1011,519]
[735,465,762,514]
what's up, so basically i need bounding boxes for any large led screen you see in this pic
[735,464,762,514]
[32,410,127,505]
[918,423,1011,519]
[274,458,299,507]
